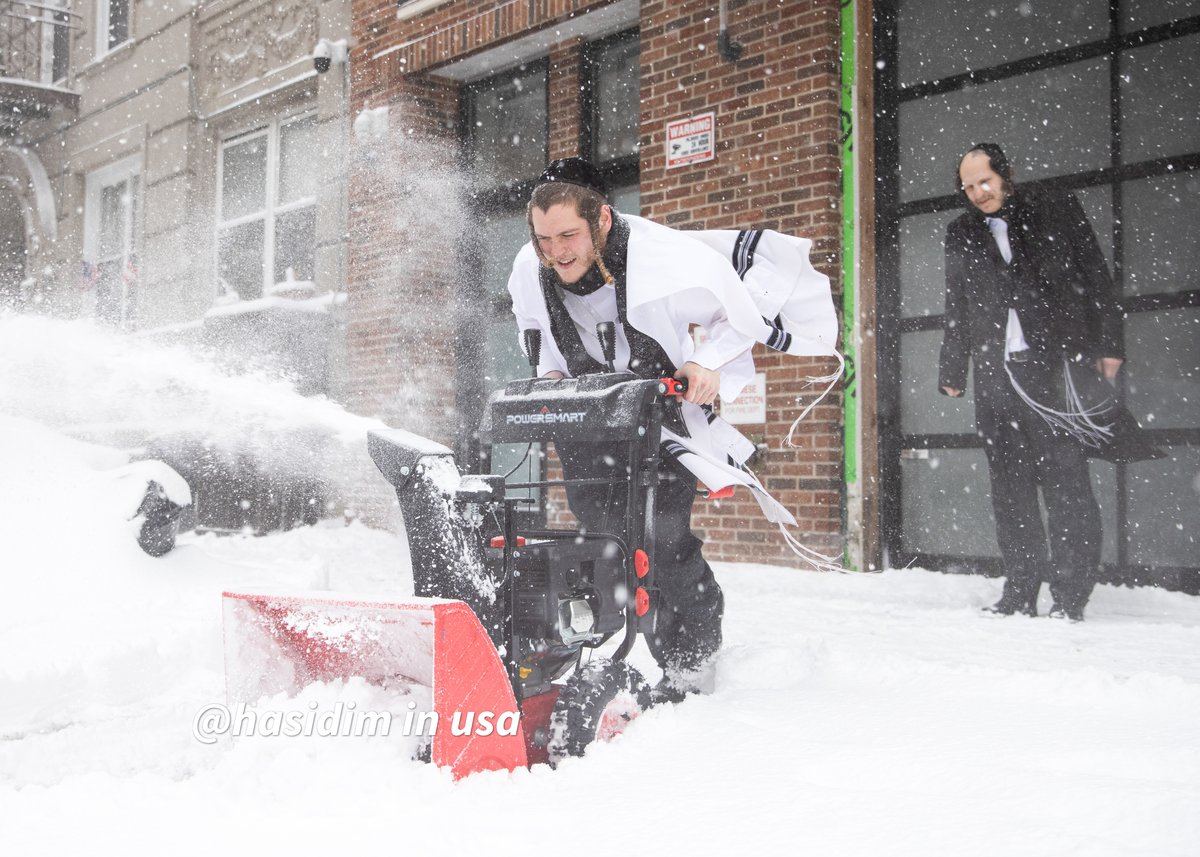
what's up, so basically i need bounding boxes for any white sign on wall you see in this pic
[721,372,767,425]
[665,111,716,169]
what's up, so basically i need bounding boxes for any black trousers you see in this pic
[975,363,1102,611]
[555,440,723,675]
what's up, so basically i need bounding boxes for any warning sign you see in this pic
[665,112,715,169]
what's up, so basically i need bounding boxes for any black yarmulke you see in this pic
[537,157,608,198]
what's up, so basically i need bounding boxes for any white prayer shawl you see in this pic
[686,227,840,360]
[508,214,842,560]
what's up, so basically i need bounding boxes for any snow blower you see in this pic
[223,326,692,778]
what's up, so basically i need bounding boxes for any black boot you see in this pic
[983,588,1038,617]
[1047,602,1085,622]
[1048,577,1092,623]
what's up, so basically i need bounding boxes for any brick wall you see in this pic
[548,38,585,159]
[347,0,846,562]
[347,3,463,445]
[639,0,844,563]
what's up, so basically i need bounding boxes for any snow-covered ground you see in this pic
[3,315,1199,856]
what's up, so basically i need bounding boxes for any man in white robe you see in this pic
[506,158,839,696]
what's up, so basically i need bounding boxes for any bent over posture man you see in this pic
[507,157,837,695]
[940,143,1123,621]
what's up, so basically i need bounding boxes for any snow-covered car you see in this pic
[112,459,193,556]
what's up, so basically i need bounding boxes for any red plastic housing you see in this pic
[222,591,528,780]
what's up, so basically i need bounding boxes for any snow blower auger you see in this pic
[223,325,690,778]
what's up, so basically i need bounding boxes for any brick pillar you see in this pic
[344,4,467,523]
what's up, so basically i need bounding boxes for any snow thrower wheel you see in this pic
[547,659,652,765]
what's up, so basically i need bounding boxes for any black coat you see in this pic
[938,185,1123,395]
[937,186,1160,461]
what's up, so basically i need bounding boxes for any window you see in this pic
[875,1,1200,580]
[51,1,70,81]
[463,60,549,383]
[38,0,71,82]
[83,155,141,327]
[97,0,130,55]
[465,63,548,190]
[216,114,318,301]
[584,31,640,210]
[462,61,549,484]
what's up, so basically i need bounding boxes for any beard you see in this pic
[555,257,605,296]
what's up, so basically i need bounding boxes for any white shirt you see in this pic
[556,281,753,377]
[561,285,629,369]
[987,216,1030,356]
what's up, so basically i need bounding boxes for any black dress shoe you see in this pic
[1048,603,1085,622]
[982,595,1037,617]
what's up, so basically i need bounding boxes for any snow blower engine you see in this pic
[222,324,693,778]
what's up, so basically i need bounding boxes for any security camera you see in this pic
[312,39,348,74]
[313,40,332,73]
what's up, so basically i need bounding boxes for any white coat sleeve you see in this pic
[669,288,757,402]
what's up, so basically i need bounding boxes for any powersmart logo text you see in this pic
[505,405,587,426]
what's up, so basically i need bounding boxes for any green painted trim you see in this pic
[840,0,858,566]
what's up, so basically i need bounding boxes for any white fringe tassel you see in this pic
[766,348,854,571]
[784,349,846,448]
[1005,358,1116,449]
[777,523,848,573]
[708,446,848,572]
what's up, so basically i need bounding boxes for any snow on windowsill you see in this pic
[204,288,347,320]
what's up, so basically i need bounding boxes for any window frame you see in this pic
[581,28,641,195]
[95,0,131,58]
[38,0,71,84]
[83,153,142,327]
[215,111,319,301]
[457,59,550,483]
[462,59,550,200]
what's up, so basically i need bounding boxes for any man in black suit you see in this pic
[939,143,1124,621]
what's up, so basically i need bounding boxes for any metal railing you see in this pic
[0,0,77,86]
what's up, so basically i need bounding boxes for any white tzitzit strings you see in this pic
[725,456,846,573]
[784,349,845,448]
[1005,358,1116,448]
[753,343,850,572]
[777,524,846,573]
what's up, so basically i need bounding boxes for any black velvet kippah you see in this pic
[537,157,608,198]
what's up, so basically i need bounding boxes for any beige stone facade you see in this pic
[0,0,358,533]
[0,0,352,342]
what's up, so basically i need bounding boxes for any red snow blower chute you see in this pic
[223,326,694,778]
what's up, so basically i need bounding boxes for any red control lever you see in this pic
[659,377,688,397]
